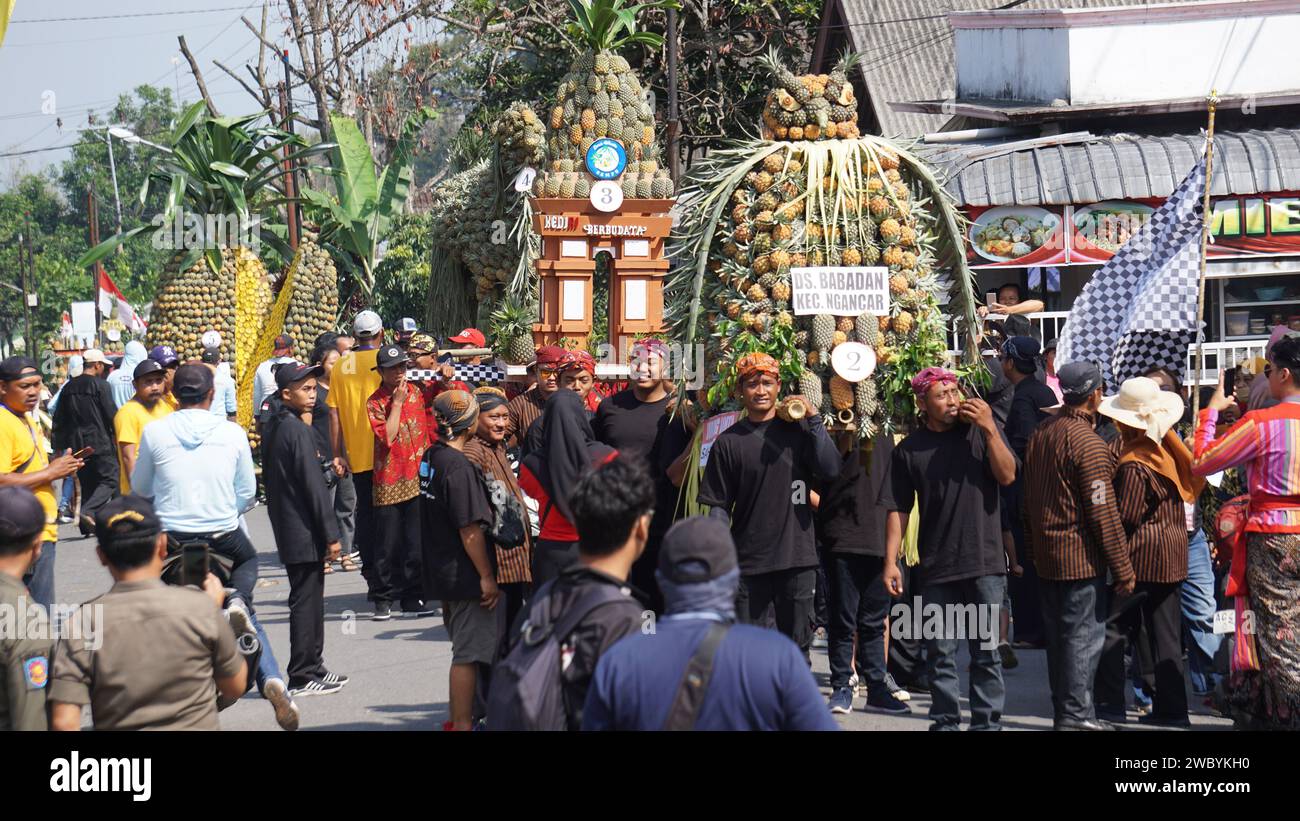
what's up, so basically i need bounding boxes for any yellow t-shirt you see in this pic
[326,347,381,473]
[0,406,56,542]
[114,399,174,493]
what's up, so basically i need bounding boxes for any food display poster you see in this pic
[963,191,1300,268]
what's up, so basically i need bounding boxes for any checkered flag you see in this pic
[406,364,507,383]
[1058,153,1207,389]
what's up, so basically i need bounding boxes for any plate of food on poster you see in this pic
[968,206,1063,265]
[1071,200,1156,260]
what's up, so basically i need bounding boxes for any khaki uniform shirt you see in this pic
[0,572,53,730]
[50,578,243,730]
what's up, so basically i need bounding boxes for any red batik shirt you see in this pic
[367,384,432,505]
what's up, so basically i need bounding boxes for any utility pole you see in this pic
[666,7,680,183]
[280,50,301,250]
[19,217,34,353]
[88,186,103,339]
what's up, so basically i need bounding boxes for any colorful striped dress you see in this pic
[1192,395,1300,729]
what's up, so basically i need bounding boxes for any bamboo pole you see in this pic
[1191,89,1219,420]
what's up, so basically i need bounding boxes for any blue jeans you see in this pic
[1182,529,1223,694]
[60,476,75,508]
[227,593,286,696]
[23,541,55,607]
[923,574,1006,730]
[1040,576,1107,725]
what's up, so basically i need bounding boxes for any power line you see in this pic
[9,6,261,25]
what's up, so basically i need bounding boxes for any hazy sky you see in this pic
[0,1,431,186]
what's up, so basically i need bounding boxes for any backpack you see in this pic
[478,468,528,550]
[486,580,631,731]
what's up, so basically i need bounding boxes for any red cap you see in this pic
[449,328,486,348]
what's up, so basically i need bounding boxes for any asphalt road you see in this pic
[51,505,1232,732]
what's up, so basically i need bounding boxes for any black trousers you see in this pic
[533,539,579,587]
[826,553,891,690]
[78,452,119,523]
[371,496,422,604]
[285,560,326,686]
[888,563,927,685]
[1095,581,1188,720]
[1003,480,1044,645]
[737,567,817,660]
[352,470,377,594]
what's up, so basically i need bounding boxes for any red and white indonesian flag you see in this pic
[97,269,147,333]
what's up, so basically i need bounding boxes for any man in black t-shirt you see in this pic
[698,353,839,660]
[1000,337,1058,652]
[878,367,1017,731]
[592,338,691,612]
[419,390,500,731]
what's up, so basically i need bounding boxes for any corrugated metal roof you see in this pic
[922,128,1300,205]
[830,0,1211,140]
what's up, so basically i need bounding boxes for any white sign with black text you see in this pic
[790,266,890,317]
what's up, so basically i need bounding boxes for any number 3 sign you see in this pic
[590,180,623,212]
[830,342,876,382]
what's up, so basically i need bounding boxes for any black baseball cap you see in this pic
[0,487,46,552]
[658,517,739,584]
[172,362,214,403]
[1058,361,1104,397]
[133,359,165,381]
[1002,336,1040,363]
[200,348,222,365]
[275,361,324,391]
[0,356,39,381]
[373,345,409,371]
[95,494,162,544]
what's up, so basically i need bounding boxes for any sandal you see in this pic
[338,555,360,573]
[323,561,334,575]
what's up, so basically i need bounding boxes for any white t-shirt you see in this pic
[253,356,297,412]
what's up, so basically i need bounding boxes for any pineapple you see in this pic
[832,330,848,347]
[772,222,794,243]
[798,370,824,410]
[868,196,890,219]
[756,191,779,213]
[854,313,879,347]
[746,283,767,302]
[863,244,881,265]
[812,314,835,352]
[733,224,753,245]
[829,375,854,411]
[622,174,637,199]
[770,248,792,270]
[891,311,915,335]
[751,255,772,276]
[793,330,809,348]
[900,225,918,247]
[755,210,775,229]
[763,153,785,174]
[725,301,742,320]
[771,280,791,303]
[758,272,778,290]
[545,172,562,198]
[559,173,577,198]
[755,171,775,193]
[636,175,652,198]
[652,174,673,198]
[883,245,904,267]
[837,316,854,334]
[489,300,538,365]
[855,378,879,420]
[842,247,863,266]
[776,311,794,329]
[879,218,901,244]
[889,274,908,295]
[575,176,591,198]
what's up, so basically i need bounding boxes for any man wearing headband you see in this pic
[592,338,692,613]
[999,337,1057,654]
[419,390,499,730]
[698,351,839,659]
[878,365,1017,731]
[0,487,55,729]
[366,345,433,621]
[507,345,564,454]
[1,356,83,606]
[49,495,248,730]
[1023,361,1134,731]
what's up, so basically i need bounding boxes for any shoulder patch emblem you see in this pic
[23,655,48,689]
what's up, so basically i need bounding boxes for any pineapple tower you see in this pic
[532,0,676,201]
[676,51,962,437]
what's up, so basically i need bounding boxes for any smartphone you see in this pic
[985,291,998,307]
[180,542,210,588]
[1223,368,1236,397]
[72,446,94,459]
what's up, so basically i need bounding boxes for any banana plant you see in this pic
[76,101,334,275]
[300,106,435,304]
[566,0,681,50]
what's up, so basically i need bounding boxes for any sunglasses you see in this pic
[538,368,560,378]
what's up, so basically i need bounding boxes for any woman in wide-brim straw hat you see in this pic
[1096,376,1204,727]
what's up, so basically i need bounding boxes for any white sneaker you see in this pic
[884,673,911,702]
[849,673,861,697]
[263,678,300,731]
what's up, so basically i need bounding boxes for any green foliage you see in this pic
[565,0,681,51]
[303,107,435,305]
[371,213,435,328]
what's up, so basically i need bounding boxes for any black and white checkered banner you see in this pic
[406,365,507,383]
[1058,152,1206,389]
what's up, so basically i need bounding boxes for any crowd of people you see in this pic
[1,303,1298,732]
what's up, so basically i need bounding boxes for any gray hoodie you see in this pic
[131,409,256,532]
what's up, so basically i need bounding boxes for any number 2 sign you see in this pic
[830,342,876,382]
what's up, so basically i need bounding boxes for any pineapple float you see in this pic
[489,298,538,365]
[671,52,979,437]
[532,0,676,202]
[283,233,341,348]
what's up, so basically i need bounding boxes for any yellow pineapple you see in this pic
[829,375,854,411]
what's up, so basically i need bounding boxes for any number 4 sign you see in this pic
[830,342,876,382]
